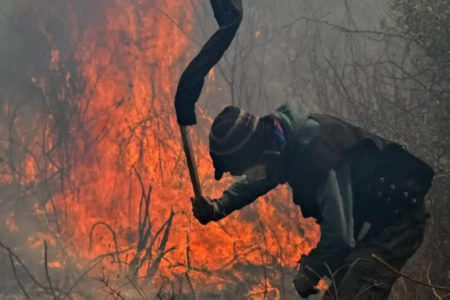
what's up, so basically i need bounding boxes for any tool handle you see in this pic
[179,125,203,200]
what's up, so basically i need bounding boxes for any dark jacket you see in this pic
[217,101,433,283]
[274,103,390,221]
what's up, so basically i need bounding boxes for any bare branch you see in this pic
[44,241,58,300]
[89,222,122,272]
[8,251,31,300]
[371,254,450,292]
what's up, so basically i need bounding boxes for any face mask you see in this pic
[243,164,267,180]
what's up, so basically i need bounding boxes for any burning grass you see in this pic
[0,0,319,298]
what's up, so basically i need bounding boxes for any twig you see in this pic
[153,282,165,300]
[185,217,196,300]
[0,7,34,47]
[133,166,152,245]
[126,274,148,300]
[148,3,201,47]
[0,241,74,299]
[0,241,48,291]
[257,218,269,300]
[276,16,411,41]
[65,258,104,297]
[91,248,133,266]
[93,271,126,300]
[8,251,31,300]
[427,263,450,300]
[44,240,58,299]
[145,209,176,277]
[324,263,339,300]
[129,167,153,276]
[89,221,122,272]
[435,173,450,179]
[371,254,450,292]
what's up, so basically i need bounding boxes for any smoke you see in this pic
[0,0,448,298]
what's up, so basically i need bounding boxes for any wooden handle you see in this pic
[179,125,203,200]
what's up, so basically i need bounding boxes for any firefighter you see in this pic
[191,101,434,299]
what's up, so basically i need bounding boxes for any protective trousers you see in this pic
[323,200,427,300]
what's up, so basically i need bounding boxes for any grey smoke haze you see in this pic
[0,0,448,299]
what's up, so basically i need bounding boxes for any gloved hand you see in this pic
[293,272,319,298]
[191,196,226,225]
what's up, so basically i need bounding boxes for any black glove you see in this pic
[293,272,319,298]
[191,196,226,225]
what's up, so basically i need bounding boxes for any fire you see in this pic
[2,0,320,297]
[28,233,56,249]
[48,261,63,269]
[23,157,38,183]
[6,212,19,233]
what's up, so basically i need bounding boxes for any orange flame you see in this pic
[4,0,320,297]
[6,212,20,233]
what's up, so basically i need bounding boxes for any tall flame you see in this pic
[3,0,320,297]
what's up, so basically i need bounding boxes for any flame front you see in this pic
[1,0,319,298]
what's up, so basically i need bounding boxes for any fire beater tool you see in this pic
[174,0,243,202]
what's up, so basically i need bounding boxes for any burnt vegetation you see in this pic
[0,0,449,299]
